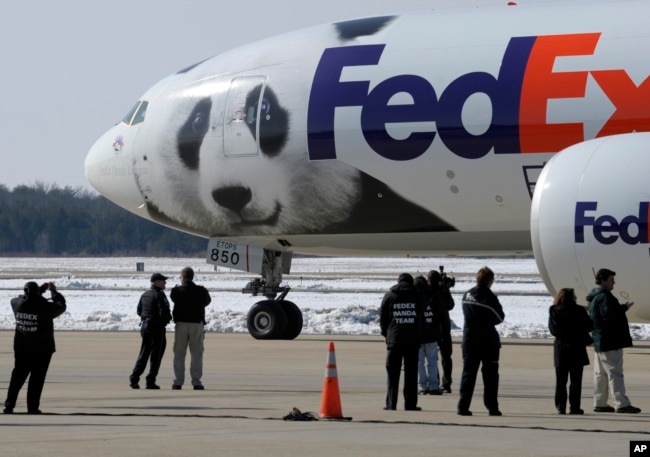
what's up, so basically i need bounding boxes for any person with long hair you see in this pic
[548,288,593,414]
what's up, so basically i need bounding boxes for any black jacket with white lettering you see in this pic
[419,287,441,344]
[380,281,424,345]
[461,285,505,347]
[11,291,66,354]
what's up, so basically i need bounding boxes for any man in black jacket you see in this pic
[4,281,66,414]
[380,273,425,411]
[457,267,505,417]
[170,267,212,390]
[129,273,172,390]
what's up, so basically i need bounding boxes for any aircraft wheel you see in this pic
[246,300,287,340]
[281,300,303,340]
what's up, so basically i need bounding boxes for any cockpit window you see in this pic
[121,102,139,125]
[121,100,148,125]
[132,101,148,125]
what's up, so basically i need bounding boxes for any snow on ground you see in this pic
[0,256,648,339]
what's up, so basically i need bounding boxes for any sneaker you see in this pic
[428,389,443,395]
[616,405,641,414]
[443,386,452,394]
[145,384,160,390]
[193,385,204,390]
[172,385,182,390]
[418,390,428,395]
[457,410,472,416]
[593,405,615,413]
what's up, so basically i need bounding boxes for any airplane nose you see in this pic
[85,126,143,211]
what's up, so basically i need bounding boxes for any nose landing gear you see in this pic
[243,250,303,340]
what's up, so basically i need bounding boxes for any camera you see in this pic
[39,282,55,294]
[439,266,455,289]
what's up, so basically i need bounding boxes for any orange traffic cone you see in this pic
[319,341,345,419]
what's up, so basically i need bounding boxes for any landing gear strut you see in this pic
[243,250,303,340]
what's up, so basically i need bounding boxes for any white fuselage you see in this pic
[85,1,650,320]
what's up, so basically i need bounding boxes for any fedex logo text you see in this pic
[308,33,650,161]
[575,202,650,245]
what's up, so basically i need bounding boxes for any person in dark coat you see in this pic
[4,281,66,414]
[380,273,425,411]
[586,268,640,413]
[428,269,455,393]
[548,288,593,415]
[457,267,505,416]
[170,266,212,390]
[129,273,172,390]
[415,276,441,395]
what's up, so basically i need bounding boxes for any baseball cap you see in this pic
[150,273,168,282]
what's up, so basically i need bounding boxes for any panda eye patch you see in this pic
[177,97,212,170]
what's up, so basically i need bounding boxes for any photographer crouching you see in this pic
[3,281,66,414]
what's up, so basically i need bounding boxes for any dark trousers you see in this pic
[385,343,419,410]
[438,335,453,390]
[131,320,166,385]
[458,344,500,413]
[5,351,53,412]
[555,365,584,412]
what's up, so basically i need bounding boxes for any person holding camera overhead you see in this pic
[4,281,66,414]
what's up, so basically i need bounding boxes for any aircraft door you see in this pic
[223,76,267,157]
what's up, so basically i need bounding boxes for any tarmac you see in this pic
[0,331,648,457]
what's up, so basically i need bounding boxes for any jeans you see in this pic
[418,342,439,392]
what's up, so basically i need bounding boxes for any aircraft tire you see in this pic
[280,300,303,340]
[246,300,288,340]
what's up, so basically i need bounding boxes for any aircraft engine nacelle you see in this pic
[531,133,650,323]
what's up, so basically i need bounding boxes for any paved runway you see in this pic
[0,331,648,456]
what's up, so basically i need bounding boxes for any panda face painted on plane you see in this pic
[128,16,454,237]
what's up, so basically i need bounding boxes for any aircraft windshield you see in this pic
[121,101,149,125]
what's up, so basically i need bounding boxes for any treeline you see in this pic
[0,183,206,256]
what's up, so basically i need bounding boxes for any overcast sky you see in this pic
[0,0,562,192]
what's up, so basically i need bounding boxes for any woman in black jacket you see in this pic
[548,288,594,415]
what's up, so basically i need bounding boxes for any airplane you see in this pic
[85,0,650,339]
